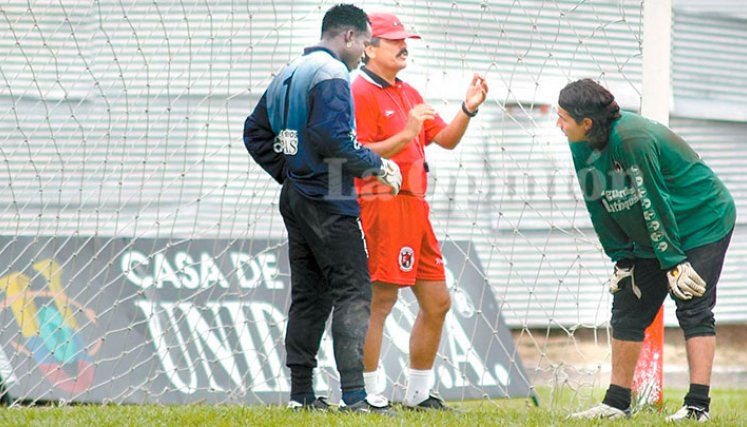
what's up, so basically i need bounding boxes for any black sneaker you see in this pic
[403,394,452,411]
[339,397,396,416]
[287,396,330,412]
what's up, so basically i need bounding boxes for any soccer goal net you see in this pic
[0,0,649,407]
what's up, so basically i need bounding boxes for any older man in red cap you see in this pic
[352,12,488,410]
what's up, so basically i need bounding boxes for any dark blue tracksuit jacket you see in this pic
[243,46,383,216]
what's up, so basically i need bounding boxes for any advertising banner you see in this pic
[0,237,532,404]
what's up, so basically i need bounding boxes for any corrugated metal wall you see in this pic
[674,0,747,20]
[673,9,747,121]
[0,1,745,327]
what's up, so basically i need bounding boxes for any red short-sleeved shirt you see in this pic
[352,67,447,198]
[352,67,448,285]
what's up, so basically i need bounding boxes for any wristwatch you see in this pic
[461,101,478,117]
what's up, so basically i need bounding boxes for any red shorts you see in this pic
[359,195,445,286]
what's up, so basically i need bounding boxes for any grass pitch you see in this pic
[0,388,745,426]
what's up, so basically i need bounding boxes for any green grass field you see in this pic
[1,388,745,426]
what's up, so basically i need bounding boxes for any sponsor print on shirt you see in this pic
[600,161,641,214]
[600,163,670,254]
[601,186,640,213]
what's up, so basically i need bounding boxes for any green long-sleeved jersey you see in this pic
[569,111,736,270]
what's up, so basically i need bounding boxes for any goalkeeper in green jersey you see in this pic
[557,79,736,422]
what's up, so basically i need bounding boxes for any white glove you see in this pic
[667,261,706,300]
[609,263,641,299]
[376,158,402,196]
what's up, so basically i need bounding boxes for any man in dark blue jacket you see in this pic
[243,3,401,413]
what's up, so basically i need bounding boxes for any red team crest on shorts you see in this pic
[398,246,414,272]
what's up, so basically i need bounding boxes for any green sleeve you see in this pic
[569,143,634,263]
[583,196,636,263]
[617,139,687,269]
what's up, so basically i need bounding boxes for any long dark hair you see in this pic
[558,79,621,148]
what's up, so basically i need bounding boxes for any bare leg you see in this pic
[610,338,643,388]
[409,280,451,369]
[686,335,715,385]
[362,282,399,372]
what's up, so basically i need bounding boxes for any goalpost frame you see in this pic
[633,0,672,410]
[641,0,673,126]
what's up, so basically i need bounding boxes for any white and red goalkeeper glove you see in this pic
[609,262,641,299]
[376,158,402,196]
[667,261,706,300]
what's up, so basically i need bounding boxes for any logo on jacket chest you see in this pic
[274,129,298,155]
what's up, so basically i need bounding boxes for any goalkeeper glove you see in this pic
[376,158,402,196]
[667,261,706,300]
[609,262,641,299]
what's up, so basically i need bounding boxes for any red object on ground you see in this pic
[632,306,664,409]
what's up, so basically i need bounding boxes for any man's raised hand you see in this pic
[463,73,489,113]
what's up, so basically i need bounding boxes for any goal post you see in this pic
[632,0,673,411]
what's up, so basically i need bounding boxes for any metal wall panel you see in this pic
[1,1,745,328]
[672,10,747,121]
[674,0,747,20]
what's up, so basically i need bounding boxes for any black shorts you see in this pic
[611,228,733,341]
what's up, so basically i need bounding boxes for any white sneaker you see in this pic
[365,393,390,408]
[569,403,630,419]
[665,405,710,423]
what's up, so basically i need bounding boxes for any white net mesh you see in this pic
[0,0,648,406]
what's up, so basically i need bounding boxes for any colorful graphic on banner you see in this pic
[0,260,102,395]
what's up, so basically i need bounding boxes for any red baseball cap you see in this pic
[368,13,421,40]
